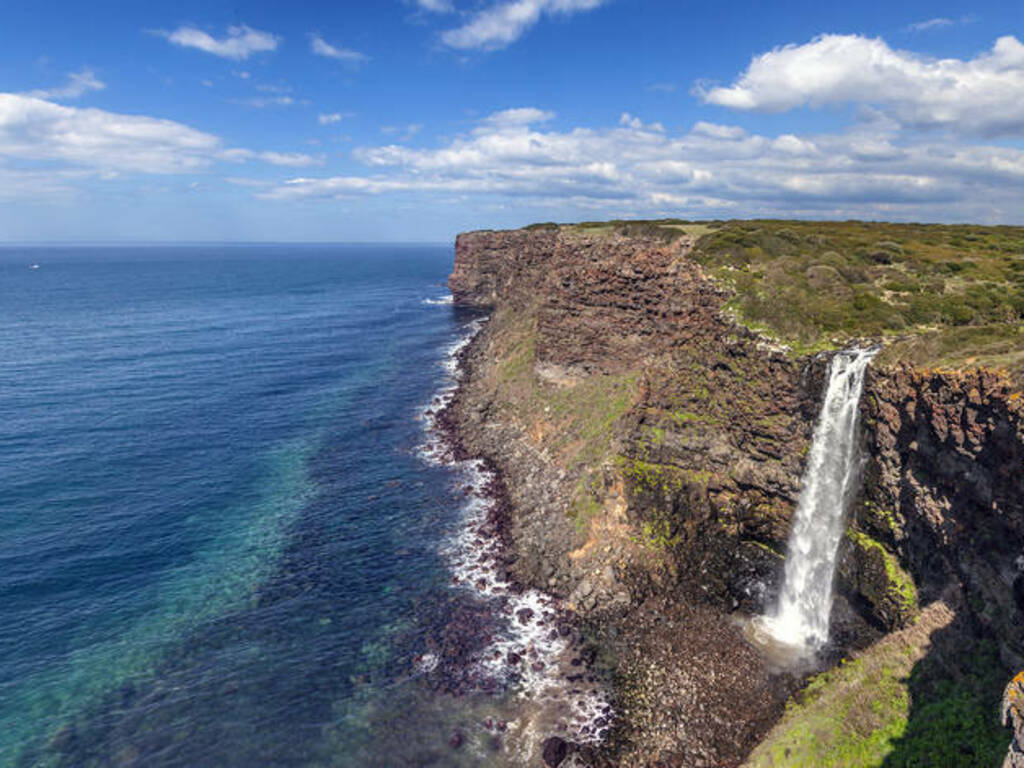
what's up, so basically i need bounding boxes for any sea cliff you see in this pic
[445,221,1024,766]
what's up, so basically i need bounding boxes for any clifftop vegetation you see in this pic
[523,219,1024,380]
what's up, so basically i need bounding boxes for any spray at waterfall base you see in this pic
[746,348,880,661]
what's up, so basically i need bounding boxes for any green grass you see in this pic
[744,601,1009,768]
[687,220,1024,375]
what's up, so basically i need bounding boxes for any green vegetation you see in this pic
[689,219,1024,374]
[845,529,918,624]
[745,604,1008,768]
[522,217,707,243]
[634,517,682,550]
[860,500,903,542]
[618,458,712,496]
[746,654,910,768]
[617,458,714,552]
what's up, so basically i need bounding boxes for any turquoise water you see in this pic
[0,245,491,765]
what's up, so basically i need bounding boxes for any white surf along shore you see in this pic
[415,305,613,749]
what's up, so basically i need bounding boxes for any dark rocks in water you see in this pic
[516,608,534,624]
[531,661,545,672]
[506,651,521,665]
[542,736,569,767]
[448,731,464,749]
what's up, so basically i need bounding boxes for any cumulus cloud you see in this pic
[158,24,279,60]
[257,106,1024,223]
[700,34,1024,137]
[619,113,664,132]
[441,0,607,50]
[310,35,368,63]
[23,69,105,100]
[0,93,315,176]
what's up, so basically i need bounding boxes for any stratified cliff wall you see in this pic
[861,367,1024,663]
[446,226,1024,767]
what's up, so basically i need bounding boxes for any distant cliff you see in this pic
[447,222,1024,767]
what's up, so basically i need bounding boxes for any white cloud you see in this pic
[318,112,350,125]
[908,17,954,32]
[258,106,1024,224]
[0,167,86,201]
[0,93,223,173]
[0,92,318,177]
[440,0,607,50]
[691,121,746,140]
[310,35,368,63]
[619,113,664,132]
[380,123,423,141]
[482,107,554,126]
[23,69,105,100]
[257,151,322,167]
[414,0,454,11]
[159,25,279,60]
[700,34,1024,137]
[232,96,296,108]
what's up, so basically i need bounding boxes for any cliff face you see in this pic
[860,366,1024,664]
[447,227,1024,766]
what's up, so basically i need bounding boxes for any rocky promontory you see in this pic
[445,220,1024,766]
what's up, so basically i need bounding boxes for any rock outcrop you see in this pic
[1004,672,1024,767]
[860,366,1024,664]
[446,226,1024,766]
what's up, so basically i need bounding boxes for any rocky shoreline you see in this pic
[419,313,614,766]
[432,305,807,766]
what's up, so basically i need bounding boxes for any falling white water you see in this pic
[760,347,878,651]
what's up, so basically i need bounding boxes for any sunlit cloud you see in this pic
[440,0,607,50]
[310,35,368,64]
[258,105,1024,224]
[23,69,105,100]
[699,34,1024,137]
[157,24,279,60]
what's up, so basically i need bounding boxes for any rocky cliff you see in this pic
[446,223,1024,766]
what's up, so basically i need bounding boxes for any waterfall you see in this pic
[761,347,878,650]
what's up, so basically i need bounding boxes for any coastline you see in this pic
[417,310,612,765]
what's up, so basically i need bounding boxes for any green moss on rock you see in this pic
[842,528,918,629]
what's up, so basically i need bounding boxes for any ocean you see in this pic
[0,244,605,768]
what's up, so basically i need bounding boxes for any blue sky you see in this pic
[1,0,1022,242]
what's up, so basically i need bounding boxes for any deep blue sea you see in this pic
[0,245,543,767]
